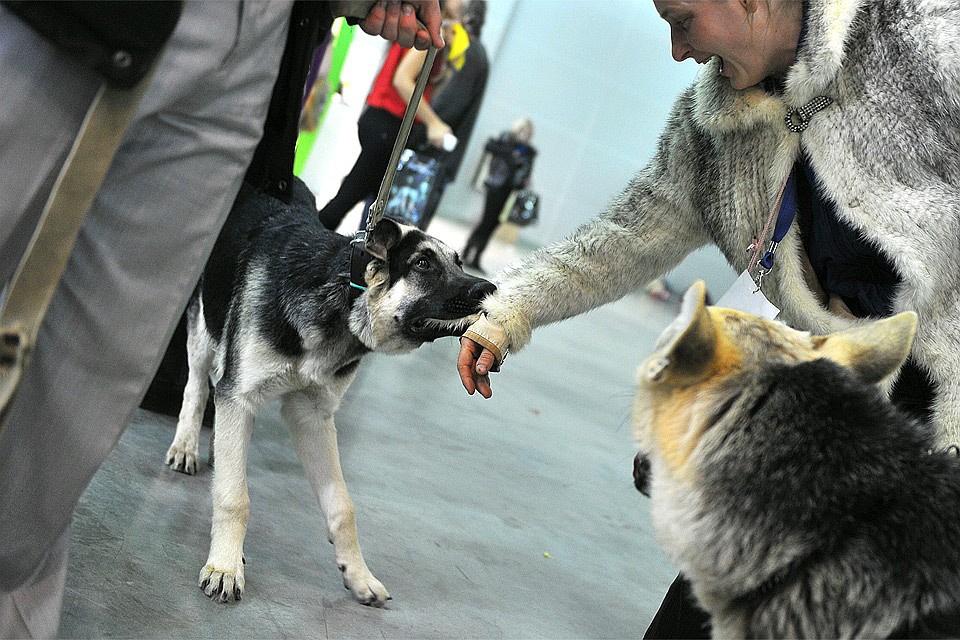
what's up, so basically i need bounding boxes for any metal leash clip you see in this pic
[753,240,780,292]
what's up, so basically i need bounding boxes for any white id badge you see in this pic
[715,271,780,319]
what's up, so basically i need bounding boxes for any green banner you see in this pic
[294,19,356,176]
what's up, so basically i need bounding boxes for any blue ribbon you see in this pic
[758,168,798,271]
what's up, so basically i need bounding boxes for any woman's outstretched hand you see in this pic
[457,337,497,398]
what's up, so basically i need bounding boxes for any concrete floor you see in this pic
[59,219,684,639]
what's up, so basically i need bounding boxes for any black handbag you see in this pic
[382,148,445,229]
[504,189,539,226]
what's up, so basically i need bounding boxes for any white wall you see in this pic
[442,1,679,237]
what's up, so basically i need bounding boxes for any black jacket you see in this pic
[243,2,332,202]
[431,39,489,183]
[4,1,183,89]
[484,133,536,191]
[5,0,333,204]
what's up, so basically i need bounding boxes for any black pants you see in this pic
[890,358,935,425]
[318,106,424,231]
[644,574,711,639]
[463,183,511,267]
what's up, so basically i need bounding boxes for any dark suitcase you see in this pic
[383,148,446,230]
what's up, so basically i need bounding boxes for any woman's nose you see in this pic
[670,29,691,62]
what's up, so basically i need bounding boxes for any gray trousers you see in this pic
[0,2,293,636]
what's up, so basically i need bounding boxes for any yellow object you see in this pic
[447,22,470,71]
[543,552,552,559]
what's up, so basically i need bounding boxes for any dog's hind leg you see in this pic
[199,390,254,603]
[281,388,390,606]
[166,297,216,475]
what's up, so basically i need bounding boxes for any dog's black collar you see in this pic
[349,231,373,300]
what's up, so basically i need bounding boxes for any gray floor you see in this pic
[60,222,684,639]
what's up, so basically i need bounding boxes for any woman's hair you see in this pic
[510,117,534,141]
[441,0,463,21]
[756,0,804,28]
[463,0,487,39]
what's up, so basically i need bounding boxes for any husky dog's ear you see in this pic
[642,281,718,384]
[365,218,403,261]
[812,312,917,383]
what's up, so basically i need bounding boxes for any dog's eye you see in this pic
[414,258,431,271]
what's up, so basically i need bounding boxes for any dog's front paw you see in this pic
[166,441,200,475]
[199,562,245,603]
[340,564,390,606]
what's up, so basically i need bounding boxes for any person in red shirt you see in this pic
[319,0,462,231]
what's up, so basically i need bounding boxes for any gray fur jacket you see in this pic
[482,0,960,443]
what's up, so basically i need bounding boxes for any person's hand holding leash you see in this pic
[458,315,508,398]
[358,1,445,50]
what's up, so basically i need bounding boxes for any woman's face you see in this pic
[653,0,800,90]
[442,0,464,42]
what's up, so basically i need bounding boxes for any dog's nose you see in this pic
[467,280,497,301]
[633,453,651,497]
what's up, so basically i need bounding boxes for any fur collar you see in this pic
[691,62,785,133]
[786,0,865,99]
[692,0,864,133]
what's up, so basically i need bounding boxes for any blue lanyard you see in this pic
[757,167,798,272]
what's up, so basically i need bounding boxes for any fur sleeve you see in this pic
[923,0,960,119]
[482,89,714,353]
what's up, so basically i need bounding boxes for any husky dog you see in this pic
[164,178,495,606]
[633,281,960,638]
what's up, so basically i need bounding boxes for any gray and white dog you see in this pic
[634,281,960,638]
[165,178,495,606]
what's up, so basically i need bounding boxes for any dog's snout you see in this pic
[633,453,651,497]
[467,280,497,301]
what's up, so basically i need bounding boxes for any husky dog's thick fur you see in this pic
[164,179,495,606]
[633,281,960,638]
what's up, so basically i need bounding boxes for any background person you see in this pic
[429,0,490,198]
[461,117,536,272]
[318,0,463,231]
[456,0,959,636]
[0,2,442,637]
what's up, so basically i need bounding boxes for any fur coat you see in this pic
[482,0,960,443]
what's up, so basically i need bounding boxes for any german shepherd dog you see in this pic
[633,281,960,638]
[164,178,495,606]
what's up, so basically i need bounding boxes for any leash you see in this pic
[751,167,798,292]
[0,65,157,438]
[350,44,439,294]
[748,95,834,292]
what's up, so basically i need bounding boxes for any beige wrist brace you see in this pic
[462,314,509,371]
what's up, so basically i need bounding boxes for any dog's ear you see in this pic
[365,218,403,261]
[642,281,719,384]
[812,312,917,383]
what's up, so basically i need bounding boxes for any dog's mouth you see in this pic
[406,296,484,340]
[443,298,481,316]
[408,313,481,340]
